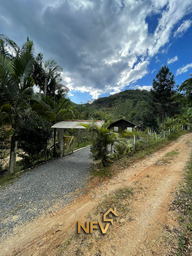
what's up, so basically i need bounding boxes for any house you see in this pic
[107,118,142,133]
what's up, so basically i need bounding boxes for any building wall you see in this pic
[108,120,135,133]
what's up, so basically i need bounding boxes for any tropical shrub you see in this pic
[17,115,52,162]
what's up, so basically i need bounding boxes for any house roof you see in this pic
[108,118,138,128]
[51,120,105,129]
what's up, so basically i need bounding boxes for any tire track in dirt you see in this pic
[0,133,192,256]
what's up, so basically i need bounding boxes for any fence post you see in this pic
[155,132,157,142]
[133,135,135,150]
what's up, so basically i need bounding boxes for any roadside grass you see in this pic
[168,152,192,255]
[155,150,180,166]
[165,150,180,157]
[91,167,112,179]
[91,130,187,179]
[96,186,133,219]
[0,172,21,188]
[175,156,192,255]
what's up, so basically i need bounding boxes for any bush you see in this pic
[17,115,52,161]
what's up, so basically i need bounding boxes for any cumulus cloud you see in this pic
[132,85,152,91]
[167,55,178,64]
[176,63,192,76]
[174,20,192,37]
[1,0,192,99]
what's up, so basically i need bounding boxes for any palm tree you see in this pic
[32,54,68,100]
[80,121,128,166]
[42,96,76,157]
[0,36,54,173]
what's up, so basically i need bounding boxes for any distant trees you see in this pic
[179,74,192,106]
[151,66,176,134]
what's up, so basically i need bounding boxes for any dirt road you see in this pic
[1,133,192,256]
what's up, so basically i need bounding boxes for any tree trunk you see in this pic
[53,128,56,157]
[44,78,47,97]
[9,132,16,174]
[162,111,165,137]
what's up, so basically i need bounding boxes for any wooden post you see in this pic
[133,135,135,150]
[53,128,56,158]
[155,132,157,142]
[59,129,64,157]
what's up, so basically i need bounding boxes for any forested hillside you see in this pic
[84,89,152,125]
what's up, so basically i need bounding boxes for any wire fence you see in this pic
[109,124,191,157]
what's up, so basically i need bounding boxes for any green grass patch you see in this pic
[96,186,133,218]
[91,167,112,178]
[165,150,180,157]
[0,173,20,188]
[170,151,192,255]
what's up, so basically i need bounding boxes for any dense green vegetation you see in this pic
[0,35,83,174]
[1,34,192,176]
[84,89,151,125]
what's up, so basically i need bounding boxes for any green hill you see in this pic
[84,89,151,126]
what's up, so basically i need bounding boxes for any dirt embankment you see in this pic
[1,133,192,256]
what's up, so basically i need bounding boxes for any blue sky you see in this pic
[1,0,192,103]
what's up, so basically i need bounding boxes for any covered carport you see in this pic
[51,120,105,157]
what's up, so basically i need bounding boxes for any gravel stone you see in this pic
[0,146,92,240]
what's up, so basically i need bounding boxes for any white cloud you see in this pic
[167,55,178,64]
[174,20,192,37]
[151,69,156,74]
[1,0,192,99]
[132,85,152,91]
[155,56,160,63]
[148,1,192,57]
[176,63,192,76]
[68,92,74,97]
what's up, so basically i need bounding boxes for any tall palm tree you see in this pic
[32,54,68,99]
[0,36,54,173]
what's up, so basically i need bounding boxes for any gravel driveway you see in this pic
[0,146,92,240]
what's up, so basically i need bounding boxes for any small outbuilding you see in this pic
[51,120,105,156]
[108,118,141,133]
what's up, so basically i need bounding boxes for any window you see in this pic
[114,126,118,132]
[127,127,132,131]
